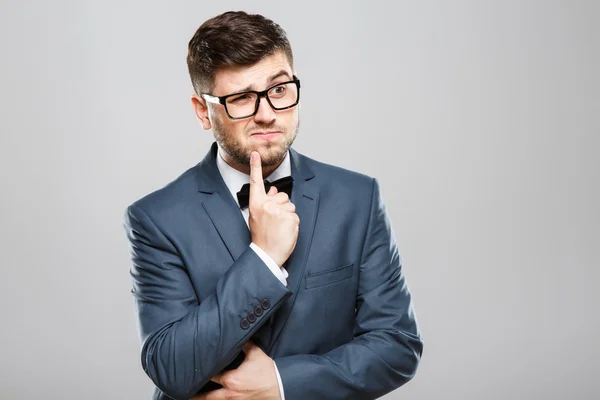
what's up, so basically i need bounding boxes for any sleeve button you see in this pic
[254,305,263,316]
[240,318,250,330]
[247,311,256,323]
[261,299,271,310]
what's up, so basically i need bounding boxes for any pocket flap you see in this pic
[305,263,354,289]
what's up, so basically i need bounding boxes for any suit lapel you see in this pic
[196,142,320,352]
[267,147,320,351]
[197,142,251,262]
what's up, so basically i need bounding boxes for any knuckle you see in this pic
[275,193,288,203]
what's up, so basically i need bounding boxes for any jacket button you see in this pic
[240,318,250,330]
[247,311,256,323]
[254,305,263,316]
[261,299,271,310]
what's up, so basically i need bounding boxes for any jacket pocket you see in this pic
[305,263,354,289]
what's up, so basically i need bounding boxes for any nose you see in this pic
[253,95,276,124]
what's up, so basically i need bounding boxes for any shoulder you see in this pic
[298,149,375,183]
[124,162,201,221]
[296,150,379,205]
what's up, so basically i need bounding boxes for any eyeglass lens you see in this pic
[225,82,298,118]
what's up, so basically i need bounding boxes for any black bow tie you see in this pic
[236,176,294,209]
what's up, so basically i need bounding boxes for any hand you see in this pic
[248,151,299,267]
[191,341,282,400]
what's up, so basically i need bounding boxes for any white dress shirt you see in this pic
[215,143,288,399]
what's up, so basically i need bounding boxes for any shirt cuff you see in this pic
[249,242,288,286]
[273,360,285,400]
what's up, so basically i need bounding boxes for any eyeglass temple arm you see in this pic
[200,93,224,105]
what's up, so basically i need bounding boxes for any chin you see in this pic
[256,147,286,166]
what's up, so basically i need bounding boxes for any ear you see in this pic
[191,94,212,130]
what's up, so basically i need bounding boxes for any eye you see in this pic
[270,85,287,97]
[229,94,252,103]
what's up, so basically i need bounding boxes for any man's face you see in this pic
[195,50,299,169]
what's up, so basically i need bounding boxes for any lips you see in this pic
[251,131,281,136]
[251,131,281,140]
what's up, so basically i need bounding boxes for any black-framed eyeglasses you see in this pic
[200,76,301,120]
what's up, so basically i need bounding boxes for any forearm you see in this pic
[139,247,291,399]
[125,204,292,399]
[275,328,422,400]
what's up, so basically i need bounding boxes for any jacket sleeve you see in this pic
[123,203,292,400]
[274,178,423,400]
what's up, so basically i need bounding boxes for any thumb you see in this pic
[209,371,226,385]
[242,340,257,354]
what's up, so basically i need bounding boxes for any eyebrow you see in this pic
[233,70,292,94]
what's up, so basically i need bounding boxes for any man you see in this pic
[123,10,423,400]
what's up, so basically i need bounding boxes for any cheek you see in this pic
[281,109,298,128]
[288,110,300,131]
[219,117,245,138]
[238,120,254,137]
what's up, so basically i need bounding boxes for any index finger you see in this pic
[249,151,266,200]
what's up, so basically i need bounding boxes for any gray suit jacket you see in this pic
[123,142,423,400]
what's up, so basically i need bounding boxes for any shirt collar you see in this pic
[216,142,292,207]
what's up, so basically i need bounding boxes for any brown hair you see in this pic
[187,11,294,95]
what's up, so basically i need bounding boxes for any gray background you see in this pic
[0,0,598,399]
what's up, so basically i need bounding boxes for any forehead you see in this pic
[212,50,293,96]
